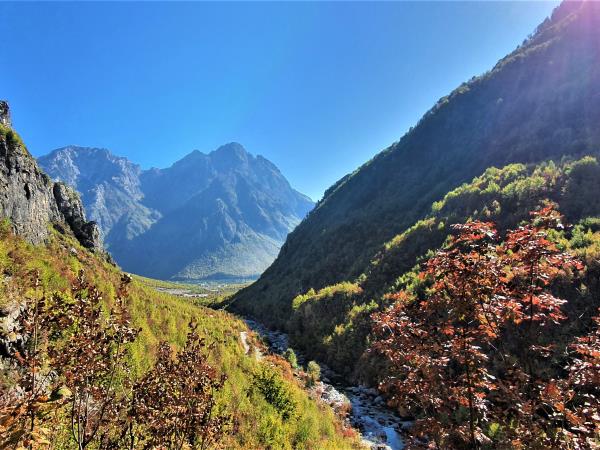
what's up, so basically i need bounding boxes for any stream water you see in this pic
[243,318,409,450]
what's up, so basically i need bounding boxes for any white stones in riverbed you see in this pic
[243,317,409,450]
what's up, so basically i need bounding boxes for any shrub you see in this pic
[284,348,298,369]
[0,271,229,449]
[253,368,297,420]
[306,361,321,387]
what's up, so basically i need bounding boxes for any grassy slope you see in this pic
[0,223,361,449]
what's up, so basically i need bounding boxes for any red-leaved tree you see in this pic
[372,205,592,449]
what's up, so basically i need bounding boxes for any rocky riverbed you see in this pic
[243,318,409,450]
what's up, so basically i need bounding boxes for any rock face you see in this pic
[0,101,10,127]
[0,101,100,249]
[39,143,313,281]
[38,146,158,244]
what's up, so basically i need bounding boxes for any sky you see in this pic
[0,1,558,201]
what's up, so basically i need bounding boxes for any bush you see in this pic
[253,368,297,420]
[306,361,320,387]
[0,271,229,449]
[284,348,298,369]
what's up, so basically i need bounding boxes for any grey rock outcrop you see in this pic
[53,182,101,249]
[0,101,10,128]
[0,101,100,250]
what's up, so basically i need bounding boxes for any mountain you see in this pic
[283,156,600,381]
[39,143,314,281]
[0,102,100,250]
[38,146,159,244]
[230,1,600,325]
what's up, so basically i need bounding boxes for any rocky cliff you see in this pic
[0,101,100,250]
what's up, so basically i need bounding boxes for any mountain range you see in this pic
[38,143,313,281]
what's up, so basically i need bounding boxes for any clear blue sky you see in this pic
[0,1,558,201]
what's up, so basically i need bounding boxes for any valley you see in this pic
[2,1,600,448]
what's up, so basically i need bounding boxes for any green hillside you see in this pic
[230,1,600,328]
[270,156,600,381]
[0,222,361,449]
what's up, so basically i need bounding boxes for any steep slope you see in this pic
[231,0,600,326]
[0,108,360,449]
[0,102,100,250]
[0,191,359,450]
[284,156,600,380]
[39,143,314,281]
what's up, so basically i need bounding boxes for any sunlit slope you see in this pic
[231,1,600,326]
[277,156,600,381]
[0,224,360,449]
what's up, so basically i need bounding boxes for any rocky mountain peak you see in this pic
[0,101,10,128]
[39,142,314,281]
[210,142,250,168]
[212,142,247,156]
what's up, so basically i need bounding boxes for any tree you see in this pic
[54,272,139,449]
[283,348,298,369]
[127,323,229,449]
[372,205,585,449]
[306,361,321,387]
[253,367,296,421]
[564,309,600,448]
[0,272,230,450]
[0,271,138,449]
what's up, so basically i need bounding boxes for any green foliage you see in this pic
[306,361,320,387]
[284,348,298,369]
[288,283,366,377]
[0,228,360,449]
[0,124,27,153]
[236,156,600,385]
[253,367,297,420]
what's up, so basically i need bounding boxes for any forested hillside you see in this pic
[226,155,600,447]
[231,1,600,326]
[278,156,600,379]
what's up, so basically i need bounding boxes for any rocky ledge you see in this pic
[0,100,100,250]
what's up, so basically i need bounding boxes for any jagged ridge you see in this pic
[39,143,314,281]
